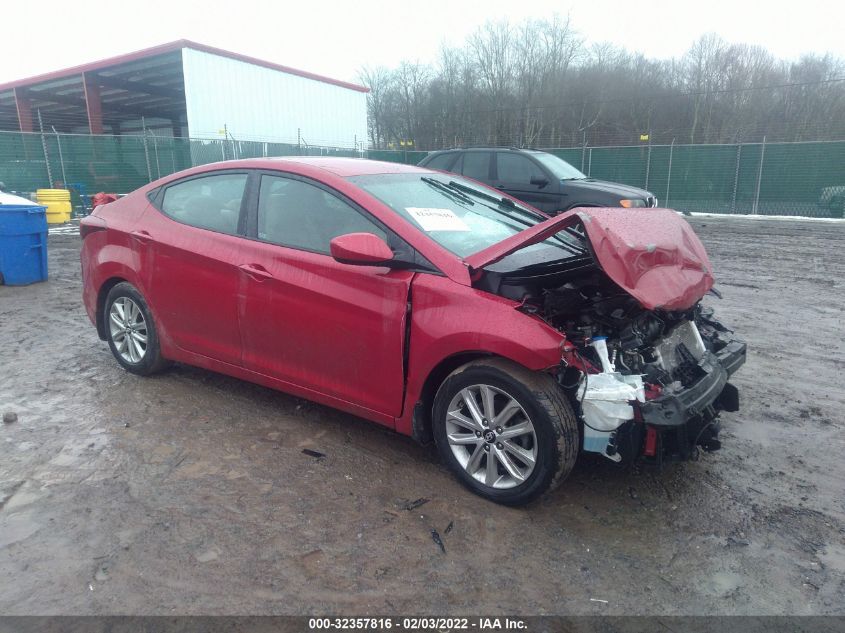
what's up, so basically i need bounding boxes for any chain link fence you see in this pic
[1,130,842,217]
[0,130,365,212]
[374,141,845,218]
[545,141,845,217]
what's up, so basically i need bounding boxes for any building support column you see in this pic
[82,72,103,134]
[14,87,33,132]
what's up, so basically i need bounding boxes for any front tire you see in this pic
[432,358,579,506]
[104,282,170,376]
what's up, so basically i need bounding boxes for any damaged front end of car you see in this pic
[555,300,745,466]
[466,207,747,466]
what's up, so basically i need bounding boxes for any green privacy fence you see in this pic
[0,131,364,208]
[368,149,429,165]
[1,130,842,217]
[377,141,845,218]
[546,142,845,217]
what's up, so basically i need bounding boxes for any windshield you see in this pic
[348,172,585,267]
[532,153,586,180]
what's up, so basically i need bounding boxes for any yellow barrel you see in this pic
[36,189,73,224]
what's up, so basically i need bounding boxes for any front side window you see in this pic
[496,153,546,185]
[257,175,386,254]
[160,173,247,235]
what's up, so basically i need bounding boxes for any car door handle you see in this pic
[238,263,274,281]
[130,230,153,244]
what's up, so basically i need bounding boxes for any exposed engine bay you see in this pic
[475,220,746,465]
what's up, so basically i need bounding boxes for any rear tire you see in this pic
[432,358,578,506]
[104,282,170,376]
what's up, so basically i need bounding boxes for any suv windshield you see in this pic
[531,153,586,180]
[348,172,584,268]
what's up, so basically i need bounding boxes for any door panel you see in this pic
[239,174,412,418]
[139,172,249,365]
[239,244,412,416]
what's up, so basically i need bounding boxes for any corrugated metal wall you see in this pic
[182,49,367,149]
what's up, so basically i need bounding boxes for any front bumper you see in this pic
[636,337,746,461]
[640,339,745,428]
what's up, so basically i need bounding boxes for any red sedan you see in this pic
[80,157,745,505]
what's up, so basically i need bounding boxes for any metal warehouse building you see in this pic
[0,40,369,148]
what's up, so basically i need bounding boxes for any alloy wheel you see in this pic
[108,297,148,364]
[445,384,538,489]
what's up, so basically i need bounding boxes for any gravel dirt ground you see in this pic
[0,216,843,615]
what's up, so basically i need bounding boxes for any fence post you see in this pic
[580,129,587,172]
[151,131,161,179]
[37,110,53,186]
[51,126,67,186]
[752,136,766,215]
[731,143,742,213]
[141,117,152,182]
[644,138,652,190]
[587,147,592,176]
[665,138,675,206]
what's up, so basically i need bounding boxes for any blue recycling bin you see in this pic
[0,204,48,285]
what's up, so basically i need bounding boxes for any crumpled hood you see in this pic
[464,207,714,311]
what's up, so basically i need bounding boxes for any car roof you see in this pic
[431,147,543,153]
[178,156,433,178]
[261,156,432,177]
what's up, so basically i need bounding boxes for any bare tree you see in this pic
[359,17,845,150]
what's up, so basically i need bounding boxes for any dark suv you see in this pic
[418,147,657,215]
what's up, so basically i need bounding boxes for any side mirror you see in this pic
[530,176,549,187]
[330,232,394,265]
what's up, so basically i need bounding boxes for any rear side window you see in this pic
[497,153,546,185]
[160,173,247,235]
[257,175,386,254]
[461,152,491,181]
[425,153,457,171]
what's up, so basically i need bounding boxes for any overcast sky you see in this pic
[1,0,842,85]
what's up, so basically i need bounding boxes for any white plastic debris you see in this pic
[590,336,615,373]
[579,354,645,462]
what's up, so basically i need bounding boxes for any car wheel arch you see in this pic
[96,277,128,340]
[410,350,551,445]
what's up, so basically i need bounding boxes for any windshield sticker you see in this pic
[406,207,471,232]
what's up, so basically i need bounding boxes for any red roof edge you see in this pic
[0,39,369,94]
